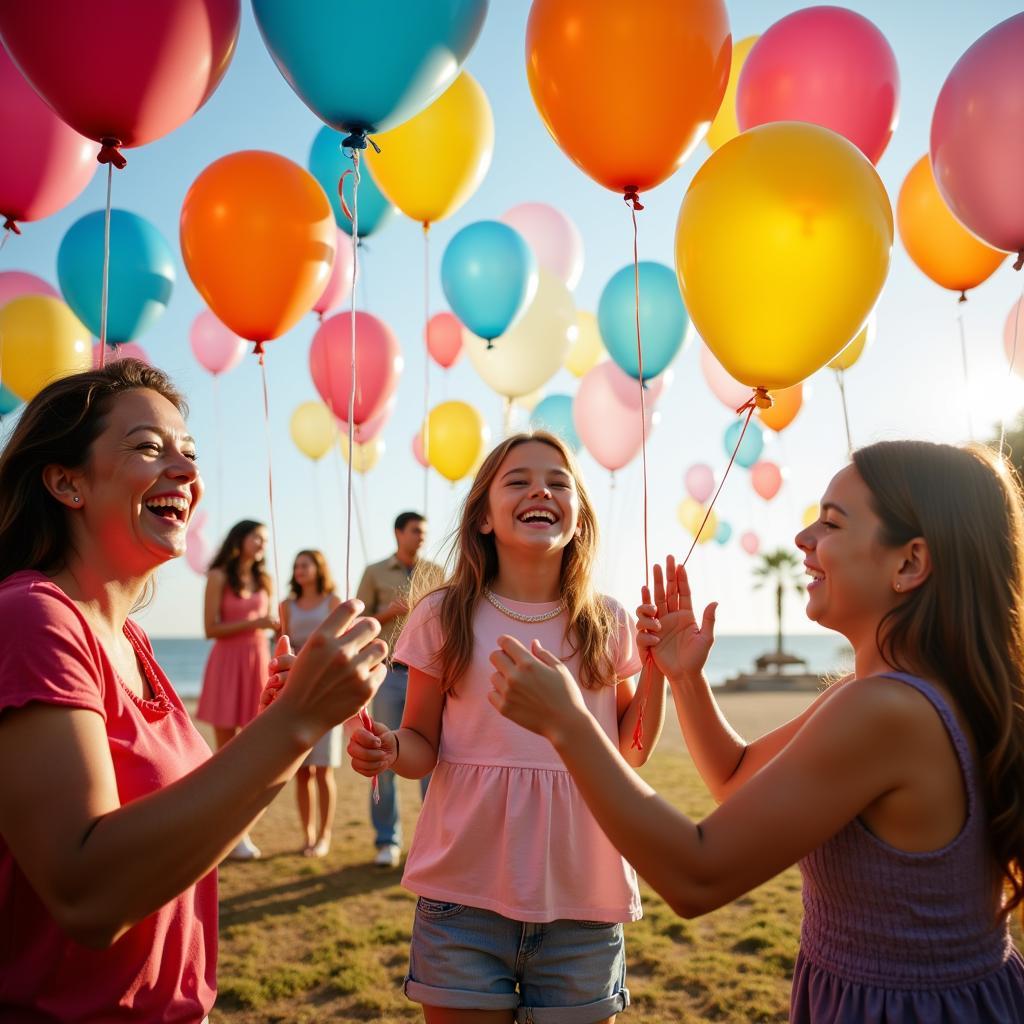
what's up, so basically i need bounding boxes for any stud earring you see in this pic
[73,496,81,504]
[894,581,902,592]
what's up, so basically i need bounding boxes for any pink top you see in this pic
[0,571,217,1022]
[394,590,644,923]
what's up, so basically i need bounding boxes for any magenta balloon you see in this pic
[337,395,396,444]
[313,228,356,317]
[426,311,464,369]
[0,271,59,308]
[93,341,150,367]
[573,361,655,472]
[700,343,750,410]
[740,531,760,556]
[501,202,584,291]
[309,311,403,425]
[412,431,429,468]
[930,13,1024,260]
[189,310,247,375]
[685,463,715,504]
[1005,298,1024,379]
[737,6,899,165]
[0,47,96,231]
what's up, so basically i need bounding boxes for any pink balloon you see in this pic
[1005,298,1024,379]
[190,310,248,375]
[337,395,396,444]
[309,311,403,425]
[574,362,655,472]
[313,228,356,318]
[185,509,211,575]
[93,341,150,367]
[0,46,97,231]
[738,7,899,165]
[685,464,715,504]
[608,364,672,410]
[426,311,464,369]
[930,13,1024,260]
[740,531,760,556]
[0,271,59,308]
[700,343,751,410]
[412,432,429,468]
[501,202,585,291]
[751,461,783,501]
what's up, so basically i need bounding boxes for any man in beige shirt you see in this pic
[356,511,441,867]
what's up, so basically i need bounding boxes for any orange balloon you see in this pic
[526,0,732,194]
[180,150,335,345]
[758,383,803,432]
[896,155,1006,297]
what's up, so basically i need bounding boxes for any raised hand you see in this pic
[636,556,717,679]
[260,634,293,710]
[347,721,399,778]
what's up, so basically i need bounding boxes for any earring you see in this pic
[72,496,81,504]
[894,581,902,592]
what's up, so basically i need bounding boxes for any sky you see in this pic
[4,1,1024,639]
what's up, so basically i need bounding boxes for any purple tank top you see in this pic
[792,673,1024,1022]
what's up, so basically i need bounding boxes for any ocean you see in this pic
[151,633,852,699]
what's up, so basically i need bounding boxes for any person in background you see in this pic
[356,511,442,868]
[280,549,342,857]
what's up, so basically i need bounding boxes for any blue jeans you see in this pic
[371,666,429,848]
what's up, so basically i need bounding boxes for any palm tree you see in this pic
[753,548,806,659]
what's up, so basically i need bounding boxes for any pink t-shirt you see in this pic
[0,571,217,1023]
[394,590,644,924]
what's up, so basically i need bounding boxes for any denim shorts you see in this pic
[405,897,630,1023]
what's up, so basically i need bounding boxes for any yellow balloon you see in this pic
[426,400,489,483]
[676,123,893,391]
[706,35,759,152]
[802,504,820,528]
[565,311,606,378]
[466,270,576,399]
[366,72,494,226]
[678,497,718,543]
[828,315,876,371]
[289,401,336,461]
[0,295,91,400]
[339,435,385,475]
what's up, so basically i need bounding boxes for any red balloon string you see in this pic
[338,168,355,225]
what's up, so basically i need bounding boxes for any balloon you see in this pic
[1005,299,1024,380]
[290,401,336,461]
[0,296,91,400]
[337,396,396,445]
[740,531,760,556]
[441,221,538,343]
[598,262,689,381]
[700,343,750,410]
[685,464,715,504]
[574,362,656,473]
[608,366,672,411]
[426,401,489,483]
[677,122,893,391]
[738,8,898,166]
[181,151,335,345]
[706,36,758,153]
[802,504,820,528]
[0,45,96,232]
[339,435,385,475]
[0,0,239,158]
[0,385,21,417]
[189,311,247,376]
[185,510,211,575]
[565,311,606,378]
[501,202,584,290]
[366,71,494,226]
[308,127,396,238]
[758,384,803,433]
[92,342,149,368]
[829,317,875,372]
[412,431,430,469]
[714,521,732,545]
[253,0,487,138]
[930,13,1024,260]
[465,270,575,399]
[724,419,764,469]
[678,498,718,544]
[897,156,1005,296]
[426,312,464,369]
[751,461,783,501]
[0,272,59,308]
[530,394,581,453]
[57,210,175,344]
[526,0,730,194]
[309,311,403,424]
[515,388,545,413]
[313,229,356,318]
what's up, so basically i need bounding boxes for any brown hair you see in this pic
[853,440,1024,919]
[289,549,336,599]
[420,431,616,695]
[208,520,272,597]
[0,359,186,582]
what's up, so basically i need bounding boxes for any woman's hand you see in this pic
[636,556,717,680]
[255,614,280,632]
[488,635,589,746]
[261,635,294,709]
[347,722,398,777]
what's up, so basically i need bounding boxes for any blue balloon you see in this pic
[309,127,396,238]
[530,394,581,453]
[598,261,689,381]
[441,221,537,343]
[715,521,733,545]
[57,210,175,344]
[724,419,764,469]
[0,384,21,417]
[253,0,488,140]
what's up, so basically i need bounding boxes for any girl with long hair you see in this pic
[348,431,666,1023]
[490,440,1024,1022]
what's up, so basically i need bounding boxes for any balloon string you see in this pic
[422,223,431,518]
[213,373,224,538]
[835,370,853,457]
[354,472,370,565]
[257,349,283,613]
[99,162,113,369]
[956,302,974,441]
[0,223,14,245]
[1000,282,1024,456]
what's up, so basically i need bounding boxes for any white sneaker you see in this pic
[228,835,262,861]
[373,843,401,868]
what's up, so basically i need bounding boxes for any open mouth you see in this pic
[805,565,825,587]
[144,496,189,525]
[517,508,558,526]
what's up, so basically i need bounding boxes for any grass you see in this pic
[201,693,1020,1023]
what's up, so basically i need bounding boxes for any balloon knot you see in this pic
[2,217,21,235]
[736,387,773,414]
[622,187,644,211]
[342,130,368,151]
[485,339,495,350]
[1014,249,1024,273]
[252,341,265,357]
[97,138,127,169]
[958,290,968,304]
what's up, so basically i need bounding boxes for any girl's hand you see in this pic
[255,614,280,632]
[347,721,398,777]
[261,635,295,709]
[636,556,717,679]
[488,635,589,745]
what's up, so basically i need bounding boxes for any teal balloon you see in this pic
[57,210,175,344]
[253,0,488,138]
[598,261,689,380]
[724,419,764,469]
[441,221,537,343]
[715,521,732,545]
[309,127,396,238]
[530,394,581,452]
[0,384,21,416]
